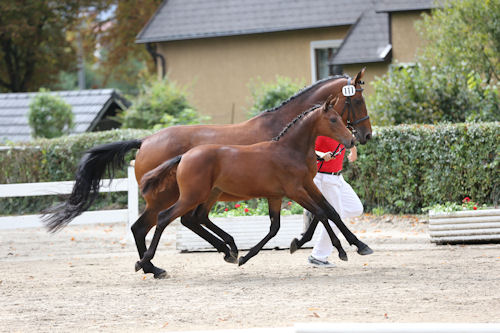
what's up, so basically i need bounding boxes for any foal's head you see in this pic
[317,95,355,149]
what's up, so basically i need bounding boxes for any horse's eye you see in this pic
[330,117,337,123]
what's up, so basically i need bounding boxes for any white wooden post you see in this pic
[127,164,139,231]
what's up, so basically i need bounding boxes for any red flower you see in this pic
[462,197,471,203]
[244,208,249,213]
[287,201,292,206]
[235,203,241,208]
[473,206,477,210]
[224,208,228,212]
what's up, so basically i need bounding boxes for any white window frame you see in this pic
[310,39,343,83]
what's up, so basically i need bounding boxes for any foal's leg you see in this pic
[238,197,282,266]
[290,215,347,261]
[135,200,193,275]
[202,220,238,260]
[131,209,167,278]
[302,182,373,255]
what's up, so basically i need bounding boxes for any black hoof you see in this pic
[135,261,142,272]
[230,250,238,259]
[357,243,374,255]
[339,251,348,261]
[238,256,246,266]
[153,268,168,279]
[224,253,238,264]
[290,238,299,254]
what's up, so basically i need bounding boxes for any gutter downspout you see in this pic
[146,43,166,78]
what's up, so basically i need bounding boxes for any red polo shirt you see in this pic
[315,136,345,173]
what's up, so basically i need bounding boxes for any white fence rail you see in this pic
[0,165,139,230]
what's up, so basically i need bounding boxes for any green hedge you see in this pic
[1,123,498,216]
[0,129,153,215]
[343,122,499,213]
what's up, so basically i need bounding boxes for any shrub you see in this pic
[343,122,499,213]
[369,64,500,125]
[28,89,75,139]
[120,77,206,130]
[247,76,305,118]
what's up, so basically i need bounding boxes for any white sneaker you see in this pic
[307,255,335,268]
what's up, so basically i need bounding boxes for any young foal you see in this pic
[137,96,370,271]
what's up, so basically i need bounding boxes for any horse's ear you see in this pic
[355,67,366,84]
[323,94,338,112]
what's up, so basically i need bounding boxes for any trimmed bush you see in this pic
[0,129,153,215]
[28,89,75,139]
[343,122,499,213]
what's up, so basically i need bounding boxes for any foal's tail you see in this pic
[43,139,143,232]
[140,155,182,195]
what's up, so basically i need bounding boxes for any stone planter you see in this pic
[429,208,500,244]
[176,214,322,252]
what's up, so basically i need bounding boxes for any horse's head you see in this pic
[336,68,372,144]
[317,95,355,149]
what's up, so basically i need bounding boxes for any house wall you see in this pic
[158,26,349,124]
[391,11,429,63]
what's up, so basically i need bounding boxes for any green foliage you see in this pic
[120,77,206,130]
[424,196,489,214]
[416,0,500,84]
[0,129,153,215]
[28,89,75,139]
[368,0,500,125]
[210,198,303,217]
[247,76,305,118]
[343,122,499,214]
[369,64,500,125]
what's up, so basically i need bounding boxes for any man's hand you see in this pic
[347,146,357,163]
[317,151,334,161]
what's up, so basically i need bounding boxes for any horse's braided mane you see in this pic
[261,75,348,114]
[272,104,321,142]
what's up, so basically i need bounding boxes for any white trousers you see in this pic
[310,173,363,261]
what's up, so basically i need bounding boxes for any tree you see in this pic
[368,0,500,125]
[28,89,74,138]
[417,0,500,83]
[0,0,108,92]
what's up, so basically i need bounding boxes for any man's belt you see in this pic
[318,171,342,176]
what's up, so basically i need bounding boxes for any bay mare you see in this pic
[43,69,372,278]
[137,95,372,274]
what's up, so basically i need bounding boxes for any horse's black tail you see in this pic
[42,139,142,232]
[140,155,182,196]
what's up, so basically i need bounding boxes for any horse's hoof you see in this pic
[339,252,348,261]
[230,250,239,259]
[154,269,168,279]
[135,261,142,272]
[357,244,374,255]
[290,238,299,254]
[224,253,238,264]
[238,256,246,266]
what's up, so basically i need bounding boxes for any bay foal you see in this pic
[137,95,371,272]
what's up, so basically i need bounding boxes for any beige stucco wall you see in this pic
[391,11,428,63]
[342,62,389,97]
[158,26,349,124]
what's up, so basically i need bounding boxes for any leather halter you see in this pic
[340,77,370,131]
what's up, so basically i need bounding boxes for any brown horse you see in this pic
[43,69,372,278]
[137,95,367,272]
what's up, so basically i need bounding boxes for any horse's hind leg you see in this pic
[131,209,167,278]
[238,198,282,266]
[181,210,237,264]
[201,219,238,261]
[290,216,319,254]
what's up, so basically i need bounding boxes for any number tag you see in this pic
[342,85,356,97]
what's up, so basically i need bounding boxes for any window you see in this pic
[310,40,343,82]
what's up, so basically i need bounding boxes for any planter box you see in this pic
[429,208,500,244]
[176,214,322,252]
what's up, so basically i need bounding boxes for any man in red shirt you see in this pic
[306,135,363,267]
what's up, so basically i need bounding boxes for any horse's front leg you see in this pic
[238,197,282,266]
[303,181,373,255]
